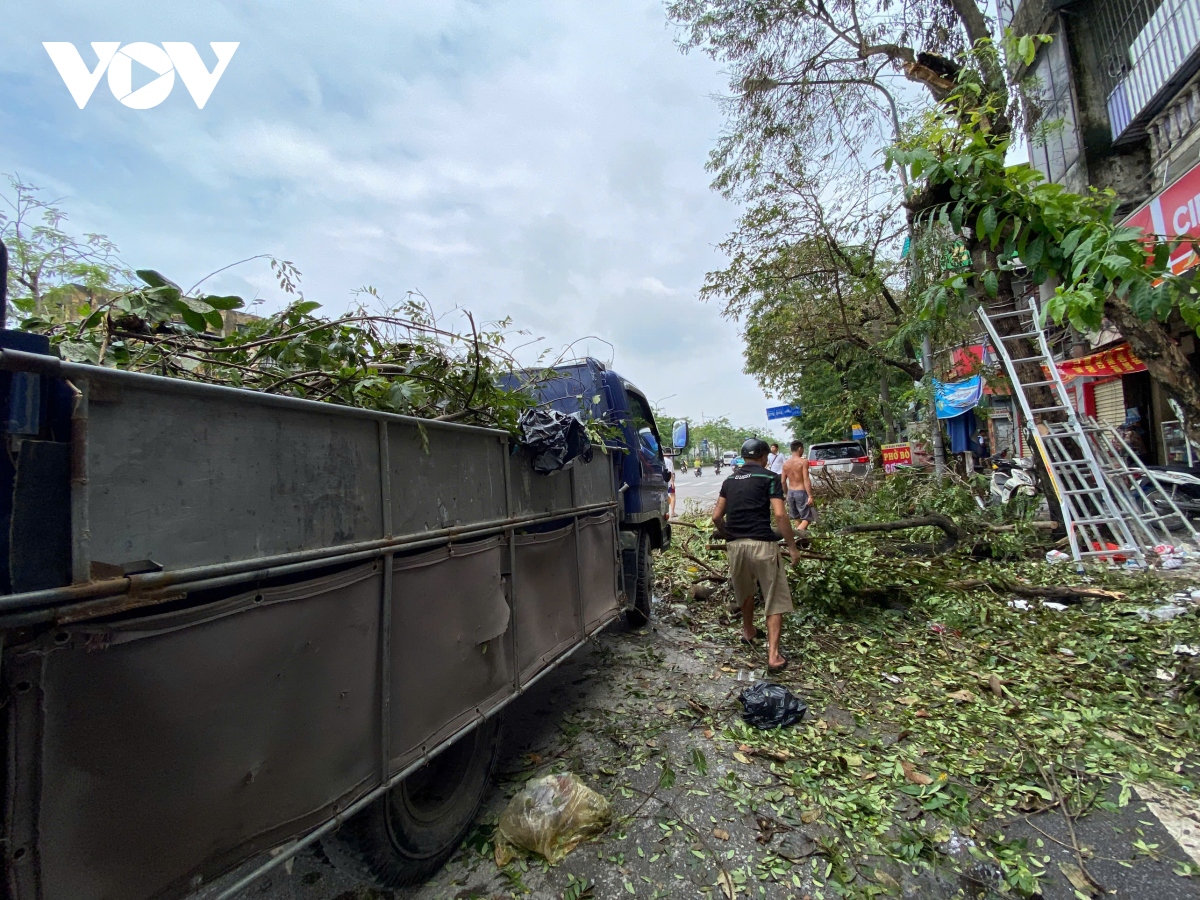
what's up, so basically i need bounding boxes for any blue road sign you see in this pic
[851,425,866,440]
[766,404,802,420]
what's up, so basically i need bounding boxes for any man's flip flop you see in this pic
[740,628,765,645]
[767,657,789,673]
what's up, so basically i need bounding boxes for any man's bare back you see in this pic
[782,453,810,493]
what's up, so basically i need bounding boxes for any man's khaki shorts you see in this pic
[727,539,794,616]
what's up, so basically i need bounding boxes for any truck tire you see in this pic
[321,715,502,888]
[624,531,654,627]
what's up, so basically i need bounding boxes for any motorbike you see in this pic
[1136,465,1200,531]
[694,465,703,477]
[714,460,723,474]
[988,456,1038,506]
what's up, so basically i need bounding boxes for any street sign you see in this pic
[881,442,912,474]
[766,404,802,420]
[851,424,865,440]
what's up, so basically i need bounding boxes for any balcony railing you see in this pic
[1106,0,1200,141]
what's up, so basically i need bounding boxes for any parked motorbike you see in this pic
[1136,465,1200,531]
[988,456,1038,506]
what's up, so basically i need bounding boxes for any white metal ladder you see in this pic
[976,297,1157,565]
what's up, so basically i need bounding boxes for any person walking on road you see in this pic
[782,441,816,532]
[712,439,801,672]
[767,443,785,475]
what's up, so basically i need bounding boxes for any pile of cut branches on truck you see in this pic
[1,175,552,431]
[13,264,538,433]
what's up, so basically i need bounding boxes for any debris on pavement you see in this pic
[493,773,611,866]
[738,681,807,729]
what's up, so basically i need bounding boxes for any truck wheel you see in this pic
[624,531,654,627]
[321,715,502,888]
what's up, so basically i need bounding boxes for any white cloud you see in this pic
[0,0,779,429]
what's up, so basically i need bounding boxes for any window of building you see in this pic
[1026,33,1084,185]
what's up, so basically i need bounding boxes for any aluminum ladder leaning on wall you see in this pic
[976,296,1196,566]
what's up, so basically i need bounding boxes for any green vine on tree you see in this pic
[887,40,1200,335]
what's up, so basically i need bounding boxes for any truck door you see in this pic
[625,388,669,519]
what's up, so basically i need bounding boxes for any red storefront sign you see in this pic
[1057,343,1147,379]
[881,442,913,474]
[1123,158,1200,274]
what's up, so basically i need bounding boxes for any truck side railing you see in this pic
[0,350,625,900]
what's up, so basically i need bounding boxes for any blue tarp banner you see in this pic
[934,376,983,419]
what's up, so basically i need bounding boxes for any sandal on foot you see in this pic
[767,657,789,673]
[740,628,765,645]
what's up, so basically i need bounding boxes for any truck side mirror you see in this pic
[672,420,688,450]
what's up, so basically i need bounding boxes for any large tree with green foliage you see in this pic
[671,0,1200,444]
[1,175,128,324]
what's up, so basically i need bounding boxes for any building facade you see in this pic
[1001,0,1200,464]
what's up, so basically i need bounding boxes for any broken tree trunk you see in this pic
[843,514,961,550]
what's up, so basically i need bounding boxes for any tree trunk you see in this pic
[1104,299,1200,448]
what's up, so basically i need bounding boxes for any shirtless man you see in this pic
[781,440,816,531]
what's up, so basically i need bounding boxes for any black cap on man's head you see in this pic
[741,438,770,460]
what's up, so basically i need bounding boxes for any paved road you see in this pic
[236,616,1199,900]
[672,468,726,513]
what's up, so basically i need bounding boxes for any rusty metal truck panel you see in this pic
[387,537,514,772]
[85,376,386,574]
[578,513,620,630]
[6,563,383,900]
[386,423,508,535]
[0,354,629,900]
[513,525,583,684]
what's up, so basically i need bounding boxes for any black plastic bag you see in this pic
[517,408,594,474]
[739,681,807,729]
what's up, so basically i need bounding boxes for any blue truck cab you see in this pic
[502,358,674,624]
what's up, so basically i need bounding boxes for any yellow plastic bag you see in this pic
[494,773,611,865]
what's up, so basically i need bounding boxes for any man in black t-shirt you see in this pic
[712,439,801,672]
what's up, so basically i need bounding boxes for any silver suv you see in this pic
[808,441,872,476]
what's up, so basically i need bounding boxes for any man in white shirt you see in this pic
[767,443,785,475]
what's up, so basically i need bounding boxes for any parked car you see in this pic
[808,441,872,476]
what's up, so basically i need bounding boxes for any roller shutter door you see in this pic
[1093,378,1125,427]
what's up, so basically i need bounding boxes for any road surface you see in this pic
[672,467,726,513]
[241,615,1200,900]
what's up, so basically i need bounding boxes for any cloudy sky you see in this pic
[0,0,788,434]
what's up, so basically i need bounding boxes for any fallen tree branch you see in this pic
[705,543,832,560]
[842,513,961,541]
[947,579,1124,603]
[985,521,1057,532]
[683,552,724,578]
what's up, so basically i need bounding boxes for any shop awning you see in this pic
[1057,343,1146,380]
